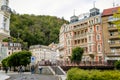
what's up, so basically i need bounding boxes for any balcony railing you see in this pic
[1,5,11,13]
[108,17,119,22]
[108,27,118,31]
[109,43,120,48]
[106,53,120,57]
[74,33,87,39]
[109,35,120,39]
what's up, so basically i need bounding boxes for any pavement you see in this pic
[0,70,59,80]
[0,70,10,80]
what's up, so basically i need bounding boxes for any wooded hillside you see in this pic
[5,13,68,49]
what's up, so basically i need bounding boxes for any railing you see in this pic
[38,60,114,67]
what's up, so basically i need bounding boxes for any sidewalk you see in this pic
[0,70,10,80]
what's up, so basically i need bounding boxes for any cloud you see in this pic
[9,0,120,20]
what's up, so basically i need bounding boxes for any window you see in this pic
[89,36,91,41]
[89,46,92,52]
[96,34,100,40]
[98,45,100,52]
[111,48,115,53]
[110,40,115,44]
[90,27,92,32]
[96,26,99,31]
[3,17,7,29]
[110,32,114,36]
[68,40,70,45]
[8,47,11,50]
[8,52,10,55]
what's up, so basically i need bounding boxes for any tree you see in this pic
[1,58,9,67]
[71,47,84,63]
[113,8,120,32]
[114,60,120,70]
[3,50,32,71]
[7,13,69,48]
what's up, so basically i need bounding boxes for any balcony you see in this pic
[108,27,118,31]
[106,53,120,57]
[109,35,120,39]
[109,43,120,48]
[0,28,10,39]
[1,5,11,13]
[88,52,96,58]
[108,16,119,22]
[74,33,87,39]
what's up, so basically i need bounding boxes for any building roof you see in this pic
[102,6,120,17]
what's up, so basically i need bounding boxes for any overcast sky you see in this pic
[9,0,120,21]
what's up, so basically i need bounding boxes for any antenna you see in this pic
[113,0,115,7]
[93,1,96,8]
[116,4,119,6]
[73,9,75,16]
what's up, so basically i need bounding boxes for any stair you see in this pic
[35,66,53,75]
[50,66,66,75]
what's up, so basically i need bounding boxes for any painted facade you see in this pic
[59,7,104,62]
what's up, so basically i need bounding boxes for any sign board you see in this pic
[31,56,36,63]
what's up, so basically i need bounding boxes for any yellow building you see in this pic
[102,6,120,62]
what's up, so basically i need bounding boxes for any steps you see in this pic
[35,66,53,75]
[50,66,66,75]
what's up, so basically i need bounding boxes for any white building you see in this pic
[29,45,59,64]
[0,42,22,60]
[0,0,11,64]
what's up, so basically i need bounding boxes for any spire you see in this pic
[93,1,96,8]
[113,0,115,7]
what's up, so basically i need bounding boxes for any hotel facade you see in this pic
[59,7,104,62]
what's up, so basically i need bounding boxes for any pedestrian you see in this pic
[22,66,25,73]
[38,65,42,74]
[31,65,35,74]
[4,66,8,74]
[19,65,23,74]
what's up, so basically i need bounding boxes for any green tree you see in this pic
[114,60,120,70]
[1,58,8,67]
[71,47,84,63]
[113,8,120,31]
[6,51,32,69]
[7,13,69,49]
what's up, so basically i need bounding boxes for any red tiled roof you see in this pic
[102,6,120,17]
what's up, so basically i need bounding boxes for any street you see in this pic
[8,73,58,80]
[0,70,58,80]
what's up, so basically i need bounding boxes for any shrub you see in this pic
[114,60,120,70]
[66,68,120,80]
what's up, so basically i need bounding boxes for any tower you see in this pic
[0,0,11,65]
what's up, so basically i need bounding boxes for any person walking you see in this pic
[19,65,23,74]
[4,66,8,74]
[38,65,42,74]
[31,65,35,74]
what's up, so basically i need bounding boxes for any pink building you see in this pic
[59,7,104,62]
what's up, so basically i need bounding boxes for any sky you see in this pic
[9,0,120,21]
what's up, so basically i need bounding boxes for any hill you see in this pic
[4,13,68,49]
